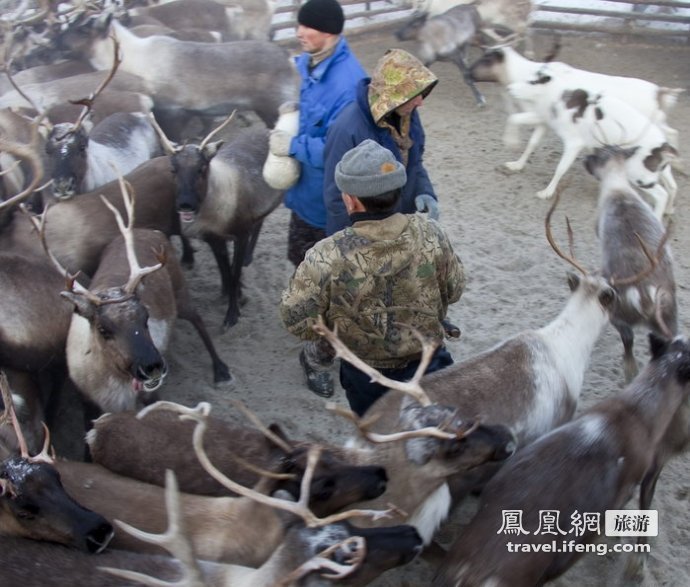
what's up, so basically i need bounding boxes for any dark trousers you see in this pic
[287,212,326,267]
[340,347,454,416]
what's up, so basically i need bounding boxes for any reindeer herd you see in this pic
[0,0,688,586]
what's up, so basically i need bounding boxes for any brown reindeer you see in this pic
[34,177,231,418]
[432,330,690,587]
[100,468,421,587]
[89,340,516,547]
[151,114,283,329]
[0,375,114,552]
[585,146,677,382]
[355,190,617,510]
[55,402,396,567]
[50,11,298,140]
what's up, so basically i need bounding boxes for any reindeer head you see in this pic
[398,399,516,469]
[0,377,113,552]
[45,121,93,200]
[149,112,232,224]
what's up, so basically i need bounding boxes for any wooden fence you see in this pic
[271,1,690,43]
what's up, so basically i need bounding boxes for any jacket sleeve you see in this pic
[290,92,355,171]
[279,250,331,341]
[409,121,436,200]
[434,222,465,306]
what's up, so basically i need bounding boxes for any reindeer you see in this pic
[36,178,232,419]
[585,146,677,382]
[83,375,515,548]
[356,190,617,509]
[51,13,298,140]
[46,109,162,199]
[126,0,274,41]
[0,376,114,552]
[151,115,283,329]
[468,46,682,212]
[504,77,678,213]
[0,154,194,273]
[100,468,422,587]
[0,521,420,587]
[395,5,487,105]
[432,331,690,587]
[55,401,401,567]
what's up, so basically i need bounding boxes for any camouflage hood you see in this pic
[368,48,438,124]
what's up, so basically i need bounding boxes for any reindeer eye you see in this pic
[16,502,40,519]
[97,326,113,340]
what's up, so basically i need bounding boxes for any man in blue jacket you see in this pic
[268,0,367,398]
[323,48,440,236]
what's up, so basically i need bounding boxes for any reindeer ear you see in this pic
[266,423,293,452]
[566,270,580,292]
[60,291,96,320]
[201,141,224,161]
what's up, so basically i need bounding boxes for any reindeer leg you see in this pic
[536,141,583,199]
[505,123,546,171]
[448,48,485,107]
[178,235,195,268]
[177,304,233,384]
[204,234,232,297]
[615,322,638,383]
[223,234,249,330]
[243,218,264,267]
[622,461,661,581]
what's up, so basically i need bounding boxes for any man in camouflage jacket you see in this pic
[280,140,465,416]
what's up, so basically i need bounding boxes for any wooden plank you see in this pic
[535,4,690,24]
[532,19,690,37]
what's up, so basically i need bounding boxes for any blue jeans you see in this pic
[340,347,454,416]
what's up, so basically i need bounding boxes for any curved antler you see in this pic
[155,401,396,528]
[544,181,589,275]
[312,317,435,407]
[609,229,670,287]
[100,173,165,295]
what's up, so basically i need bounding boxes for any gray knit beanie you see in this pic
[335,139,407,198]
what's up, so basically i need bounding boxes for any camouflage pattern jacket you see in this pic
[280,213,465,369]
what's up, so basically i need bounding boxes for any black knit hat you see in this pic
[298,0,344,35]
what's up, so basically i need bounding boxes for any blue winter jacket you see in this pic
[284,38,367,230]
[323,78,437,236]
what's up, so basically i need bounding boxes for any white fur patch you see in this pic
[625,287,643,314]
[407,482,452,545]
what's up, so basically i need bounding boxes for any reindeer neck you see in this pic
[622,364,688,447]
[537,289,607,392]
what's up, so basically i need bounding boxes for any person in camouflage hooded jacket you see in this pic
[323,48,440,237]
[280,140,465,416]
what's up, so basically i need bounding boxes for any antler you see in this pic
[0,370,53,465]
[198,110,235,151]
[609,229,670,287]
[148,113,180,156]
[153,401,396,527]
[100,470,208,587]
[136,400,295,481]
[312,316,435,407]
[23,204,102,303]
[326,403,469,444]
[0,114,46,212]
[66,35,121,137]
[544,180,589,275]
[100,173,165,295]
[276,536,367,586]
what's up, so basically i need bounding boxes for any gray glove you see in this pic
[415,194,440,220]
[269,129,292,157]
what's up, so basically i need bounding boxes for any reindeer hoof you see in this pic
[536,189,554,200]
[214,363,234,386]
